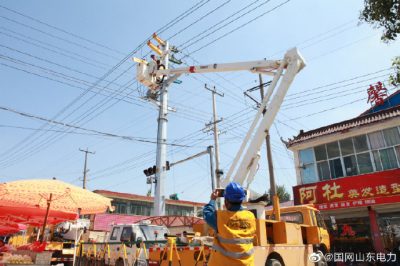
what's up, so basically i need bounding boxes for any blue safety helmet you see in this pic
[224,182,246,203]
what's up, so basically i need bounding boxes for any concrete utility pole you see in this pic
[259,74,276,198]
[207,146,216,191]
[154,41,170,216]
[204,84,224,188]
[204,84,224,208]
[79,148,95,189]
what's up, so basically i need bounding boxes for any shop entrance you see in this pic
[378,212,400,253]
[329,216,374,254]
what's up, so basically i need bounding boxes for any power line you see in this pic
[185,0,291,54]
[178,0,263,49]
[268,19,357,57]
[282,85,398,121]
[0,15,121,60]
[0,124,114,137]
[0,105,189,147]
[285,68,391,98]
[0,27,110,69]
[309,33,377,61]
[283,74,391,107]
[167,0,232,40]
[156,0,211,36]
[0,0,213,167]
[0,43,120,84]
[0,4,126,56]
[282,77,391,110]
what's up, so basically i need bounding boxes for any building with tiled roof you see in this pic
[286,90,400,255]
[89,190,205,233]
[92,213,147,232]
[94,190,204,217]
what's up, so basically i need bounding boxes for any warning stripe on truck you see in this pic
[149,246,210,252]
[51,258,74,262]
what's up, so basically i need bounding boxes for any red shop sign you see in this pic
[293,169,400,210]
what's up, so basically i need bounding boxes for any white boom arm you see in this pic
[137,58,283,91]
[222,48,305,189]
[135,48,305,190]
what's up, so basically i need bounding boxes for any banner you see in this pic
[293,169,400,210]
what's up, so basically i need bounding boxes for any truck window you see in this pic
[309,210,317,226]
[316,212,327,229]
[120,227,133,242]
[281,212,304,224]
[139,225,169,241]
[267,212,304,224]
[110,227,120,241]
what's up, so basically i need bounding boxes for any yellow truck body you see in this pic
[265,204,330,254]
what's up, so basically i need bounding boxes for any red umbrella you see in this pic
[0,179,112,241]
[0,223,26,236]
[0,205,78,226]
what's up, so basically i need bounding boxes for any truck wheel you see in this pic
[115,258,124,266]
[266,258,283,266]
[314,250,327,266]
[315,256,328,266]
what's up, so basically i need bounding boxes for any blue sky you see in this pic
[1,0,399,203]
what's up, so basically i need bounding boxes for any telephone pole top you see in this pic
[79,148,95,189]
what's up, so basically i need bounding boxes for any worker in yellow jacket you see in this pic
[203,182,256,266]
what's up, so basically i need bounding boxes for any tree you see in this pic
[360,0,400,86]
[360,0,400,42]
[269,185,291,203]
[389,56,400,87]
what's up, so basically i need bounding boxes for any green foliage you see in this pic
[269,184,291,203]
[169,193,179,200]
[389,56,400,87]
[360,0,400,42]
[360,1,400,88]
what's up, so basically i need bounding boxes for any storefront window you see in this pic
[357,152,373,174]
[299,148,317,184]
[130,202,152,215]
[373,150,383,171]
[368,131,386,149]
[314,145,327,161]
[343,155,358,176]
[330,216,373,254]
[383,127,400,146]
[395,146,400,162]
[119,204,127,214]
[340,138,354,156]
[300,127,400,182]
[329,158,343,179]
[113,202,128,214]
[354,135,369,153]
[380,148,398,170]
[317,161,330,180]
[301,166,317,184]
[327,142,340,158]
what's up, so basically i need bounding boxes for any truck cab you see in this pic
[96,222,170,266]
[108,221,170,244]
[265,205,330,254]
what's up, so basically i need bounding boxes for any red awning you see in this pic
[0,205,77,226]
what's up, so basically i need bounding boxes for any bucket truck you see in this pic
[135,40,327,265]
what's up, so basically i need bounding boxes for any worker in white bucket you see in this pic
[203,182,256,266]
[148,54,159,77]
